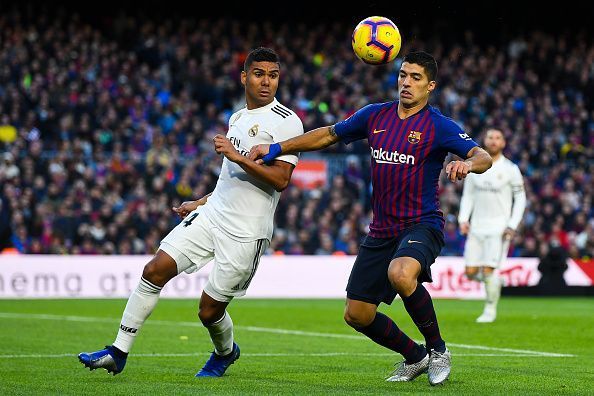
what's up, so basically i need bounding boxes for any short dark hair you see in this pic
[402,51,438,81]
[244,47,280,71]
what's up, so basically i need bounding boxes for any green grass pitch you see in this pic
[0,297,592,395]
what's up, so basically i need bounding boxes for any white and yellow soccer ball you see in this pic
[352,16,401,65]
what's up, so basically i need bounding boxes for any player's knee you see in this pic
[465,267,479,280]
[141,253,177,286]
[141,262,159,283]
[197,307,212,325]
[141,263,164,285]
[142,262,171,287]
[344,312,363,328]
[198,305,224,325]
[344,309,374,329]
[388,265,415,294]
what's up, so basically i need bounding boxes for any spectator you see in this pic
[0,6,591,258]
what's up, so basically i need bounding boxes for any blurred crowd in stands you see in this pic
[0,7,592,260]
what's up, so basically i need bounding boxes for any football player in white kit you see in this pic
[79,47,304,377]
[458,129,526,323]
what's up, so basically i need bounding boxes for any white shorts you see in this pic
[159,210,269,302]
[463,233,510,268]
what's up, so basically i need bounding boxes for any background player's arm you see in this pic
[458,176,475,235]
[249,126,340,163]
[504,167,527,239]
[172,193,212,218]
[213,134,294,192]
[445,146,492,182]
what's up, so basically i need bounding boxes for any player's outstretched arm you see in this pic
[172,193,211,218]
[445,146,492,182]
[249,126,340,164]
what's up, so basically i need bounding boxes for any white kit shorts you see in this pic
[464,233,510,268]
[159,209,269,302]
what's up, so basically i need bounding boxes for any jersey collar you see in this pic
[246,98,278,114]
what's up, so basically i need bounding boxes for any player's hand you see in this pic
[213,134,242,163]
[248,144,271,165]
[445,160,471,182]
[503,227,515,241]
[172,201,199,218]
[459,222,470,235]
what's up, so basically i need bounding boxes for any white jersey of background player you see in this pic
[78,47,304,378]
[458,129,526,323]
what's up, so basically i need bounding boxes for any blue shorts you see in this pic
[346,223,444,305]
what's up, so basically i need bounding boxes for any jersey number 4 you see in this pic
[183,213,198,227]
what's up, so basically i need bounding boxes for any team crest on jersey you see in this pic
[407,131,422,144]
[248,124,259,137]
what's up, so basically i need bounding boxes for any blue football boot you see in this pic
[78,345,127,375]
[195,343,240,377]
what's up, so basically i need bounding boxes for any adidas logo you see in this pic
[271,105,292,119]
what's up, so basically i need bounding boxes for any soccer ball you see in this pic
[352,16,401,65]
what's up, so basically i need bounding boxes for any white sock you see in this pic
[206,311,234,356]
[113,277,162,353]
[484,273,502,311]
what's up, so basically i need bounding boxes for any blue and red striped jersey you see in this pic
[334,101,478,238]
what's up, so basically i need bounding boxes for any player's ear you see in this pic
[240,71,247,86]
[427,80,436,93]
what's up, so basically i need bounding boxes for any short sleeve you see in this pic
[271,115,304,165]
[510,164,524,187]
[436,116,478,158]
[334,104,377,144]
[510,164,525,194]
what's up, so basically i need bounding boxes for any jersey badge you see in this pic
[248,124,259,137]
[407,130,422,144]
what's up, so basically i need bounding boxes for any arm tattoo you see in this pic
[329,125,337,137]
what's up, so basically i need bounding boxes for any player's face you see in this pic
[484,130,506,156]
[241,61,280,109]
[398,62,435,107]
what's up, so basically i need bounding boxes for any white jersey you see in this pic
[458,155,526,235]
[200,98,304,242]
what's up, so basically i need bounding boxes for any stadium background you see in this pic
[1,1,592,264]
[1,2,594,394]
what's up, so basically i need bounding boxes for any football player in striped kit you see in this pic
[249,51,492,386]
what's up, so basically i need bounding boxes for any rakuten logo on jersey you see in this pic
[370,147,416,165]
